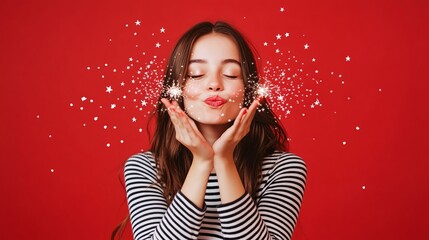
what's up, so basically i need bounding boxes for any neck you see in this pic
[196,122,231,145]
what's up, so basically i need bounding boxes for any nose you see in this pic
[207,74,223,91]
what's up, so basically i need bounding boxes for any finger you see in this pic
[171,100,183,111]
[187,116,206,139]
[161,98,174,110]
[161,98,182,127]
[232,107,248,127]
[247,98,260,115]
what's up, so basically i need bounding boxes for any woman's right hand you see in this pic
[161,98,214,164]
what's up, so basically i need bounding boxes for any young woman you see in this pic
[124,21,307,240]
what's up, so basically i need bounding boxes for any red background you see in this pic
[1,0,428,239]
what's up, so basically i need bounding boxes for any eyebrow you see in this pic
[189,59,241,66]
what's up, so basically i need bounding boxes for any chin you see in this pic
[188,113,236,125]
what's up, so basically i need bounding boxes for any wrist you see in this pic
[191,158,214,173]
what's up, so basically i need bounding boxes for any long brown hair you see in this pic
[112,21,289,240]
[152,21,289,204]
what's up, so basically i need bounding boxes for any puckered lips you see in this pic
[204,95,227,108]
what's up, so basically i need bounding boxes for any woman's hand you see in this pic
[212,98,260,162]
[161,98,214,163]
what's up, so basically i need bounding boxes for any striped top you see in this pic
[125,151,307,240]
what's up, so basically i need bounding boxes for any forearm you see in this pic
[181,159,213,208]
[214,157,245,204]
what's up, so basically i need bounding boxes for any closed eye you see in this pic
[223,74,238,79]
[188,74,204,79]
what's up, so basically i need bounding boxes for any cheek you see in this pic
[183,80,202,99]
[228,83,245,100]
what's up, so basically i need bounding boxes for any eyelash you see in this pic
[188,74,238,79]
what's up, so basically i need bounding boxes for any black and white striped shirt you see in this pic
[125,151,307,240]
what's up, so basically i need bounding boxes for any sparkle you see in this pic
[167,85,183,100]
[155,42,161,48]
[129,57,133,62]
[280,7,285,12]
[356,126,360,130]
[346,56,351,61]
[51,169,54,173]
[135,20,141,26]
[362,186,366,190]
[285,32,290,37]
[256,84,270,98]
[304,44,310,49]
[263,42,268,46]
[160,27,165,33]
[276,34,282,40]
[106,86,113,93]
[141,100,147,106]
[132,117,137,122]
[81,96,87,101]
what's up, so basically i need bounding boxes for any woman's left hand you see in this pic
[212,98,260,161]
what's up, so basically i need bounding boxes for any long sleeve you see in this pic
[124,153,206,240]
[217,152,307,240]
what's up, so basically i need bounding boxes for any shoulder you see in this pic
[124,151,157,175]
[262,151,307,179]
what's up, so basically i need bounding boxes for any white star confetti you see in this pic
[135,20,141,26]
[304,44,310,49]
[160,27,165,33]
[106,86,113,93]
[155,42,161,48]
[346,56,351,61]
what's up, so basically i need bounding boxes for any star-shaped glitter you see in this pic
[132,117,137,122]
[285,32,290,37]
[345,56,351,61]
[106,86,113,93]
[81,96,87,101]
[111,104,116,109]
[135,20,141,26]
[160,27,165,33]
[263,42,268,46]
[129,57,133,62]
[155,42,161,48]
[141,100,147,106]
[304,44,310,49]
[276,34,282,40]
[280,7,285,12]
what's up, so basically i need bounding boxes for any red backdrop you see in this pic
[1,0,428,239]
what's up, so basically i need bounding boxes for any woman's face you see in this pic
[183,33,245,125]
